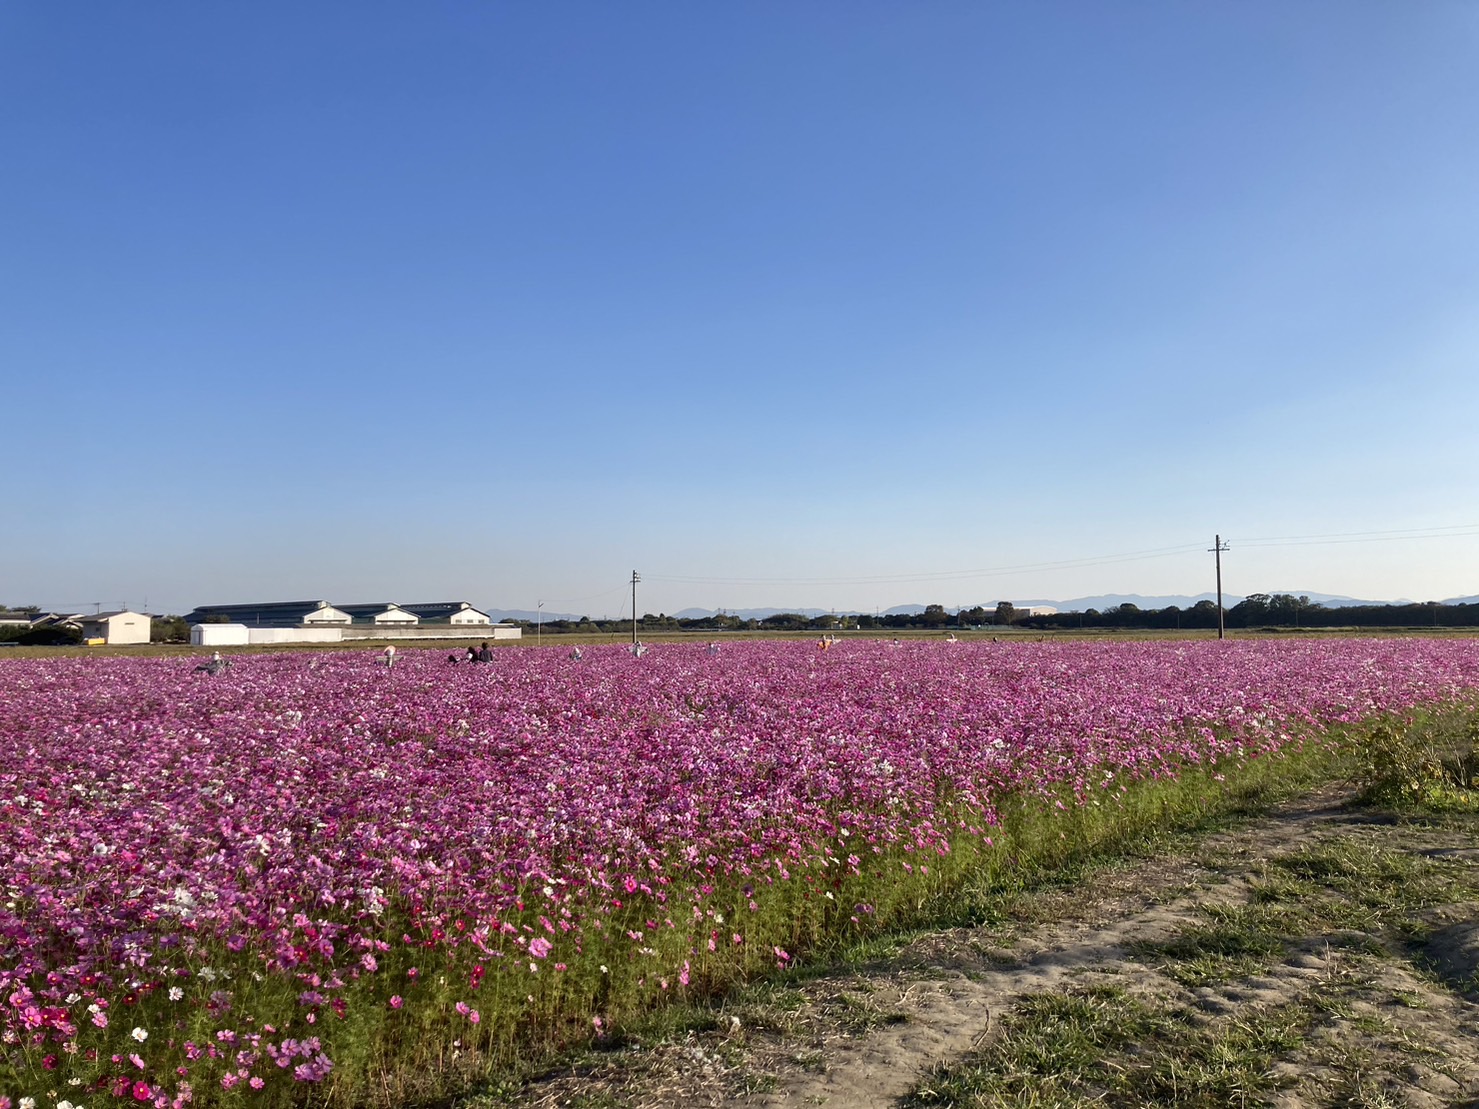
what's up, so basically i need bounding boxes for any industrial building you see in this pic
[185,600,519,646]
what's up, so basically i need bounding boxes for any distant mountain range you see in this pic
[487,590,1473,624]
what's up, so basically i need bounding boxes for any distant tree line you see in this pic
[519,595,1479,635]
[1017,594,1479,631]
[5,596,1475,647]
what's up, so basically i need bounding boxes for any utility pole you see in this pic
[1209,534,1230,640]
[630,570,641,646]
[536,601,544,647]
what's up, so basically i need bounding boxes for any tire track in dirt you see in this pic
[515,789,1479,1108]
[726,789,1362,1108]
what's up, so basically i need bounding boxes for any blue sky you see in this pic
[4,2,1478,617]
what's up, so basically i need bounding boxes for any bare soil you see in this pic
[502,789,1479,1109]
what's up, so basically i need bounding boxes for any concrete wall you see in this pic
[338,624,521,641]
[247,627,347,645]
[190,624,520,646]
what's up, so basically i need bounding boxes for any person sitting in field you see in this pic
[193,654,231,676]
[569,646,584,661]
[465,644,478,663]
[631,641,647,657]
[447,653,460,664]
[477,641,492,663]
[706,642,720,656]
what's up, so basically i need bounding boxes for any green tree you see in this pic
[151,616,190,643]
[17,624,83,646]
[994,601,1017,625]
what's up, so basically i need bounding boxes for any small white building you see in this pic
[191,623,251,647]
[340,603,421,625]
[79,610,152,645]
[301,603,353,625]
[402,601,492,625]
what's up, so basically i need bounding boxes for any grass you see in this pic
[899,825,1479,1108]
[893,709,1479,1109]
[901,983,1305,1108]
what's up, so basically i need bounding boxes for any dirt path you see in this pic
[509,790,1479,1108]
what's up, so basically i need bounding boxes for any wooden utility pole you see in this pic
[1209,535,1230,639]
[630,570,641,646]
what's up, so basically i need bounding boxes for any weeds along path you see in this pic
[509,787,1479,1108]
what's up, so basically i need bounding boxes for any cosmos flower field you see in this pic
[4,637,1479,1106]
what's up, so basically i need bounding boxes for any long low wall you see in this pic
[251,627,348,645]
[191,625,348,646]
[191,624,522,646]
[337,624,522,641]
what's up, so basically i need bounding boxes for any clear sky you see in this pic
[4,2,1478,618]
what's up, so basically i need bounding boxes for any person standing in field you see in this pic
[381,644,396,669]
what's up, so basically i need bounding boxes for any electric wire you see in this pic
[641,525,1479,592]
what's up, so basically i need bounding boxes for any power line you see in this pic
[1237,523,1479,549]
[647,542,1207,589]
[537,583,630,606]
[643,523,1479,592]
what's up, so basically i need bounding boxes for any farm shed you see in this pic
[186,601,352,627]
[190,623,251,647]
[78,610,151,645]
[184,600,511,639]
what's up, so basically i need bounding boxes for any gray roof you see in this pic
[338,603,419,622]
[185,601,341,627]
[400,601,489,619]
[186,600,489,626]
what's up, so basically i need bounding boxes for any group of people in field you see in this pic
[199,631,989,679]
[444,642,493,665]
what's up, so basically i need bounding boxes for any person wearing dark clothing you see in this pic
[477,642,492,663]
